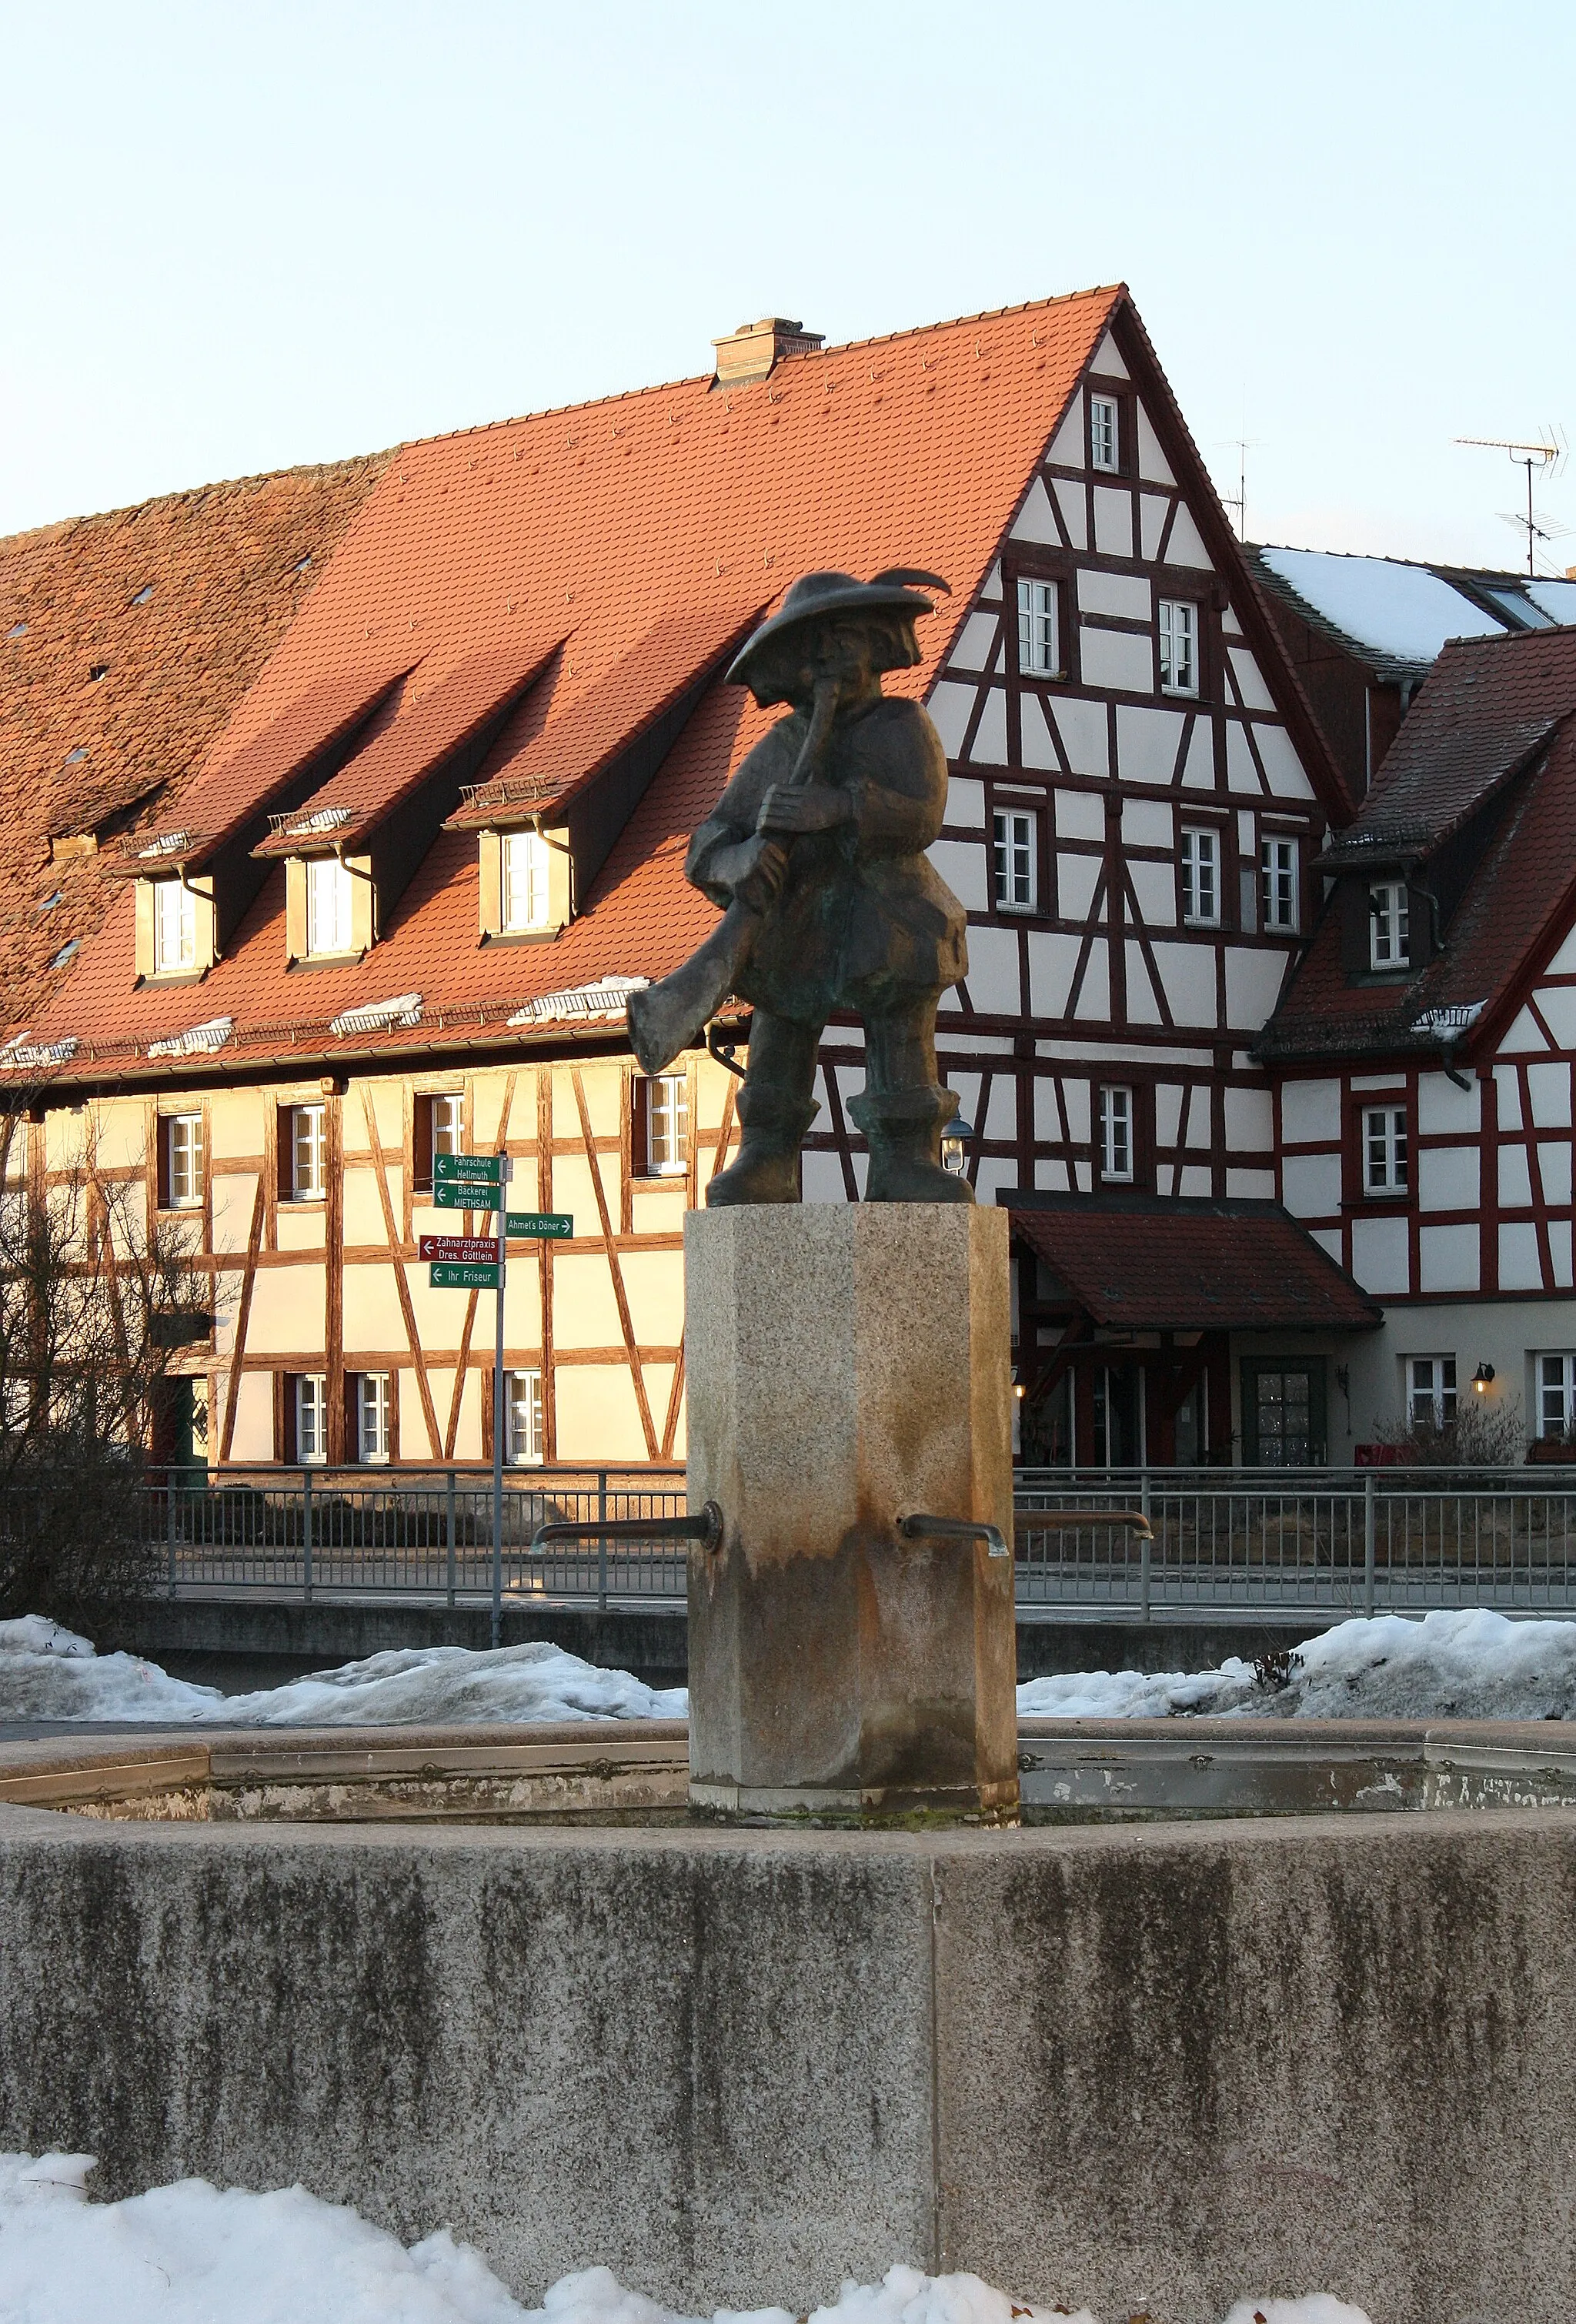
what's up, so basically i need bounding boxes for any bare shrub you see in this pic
[1370,1392,1527,1473]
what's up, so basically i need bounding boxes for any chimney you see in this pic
[711,317,824,387]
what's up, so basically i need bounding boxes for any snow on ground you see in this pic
[0,2152,1369,2324]
[7,1607,1576,1728]
[1017,1608,1576,1722]
[0,1619,685,1725]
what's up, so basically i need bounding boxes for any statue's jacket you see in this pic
[684,696,969,1025]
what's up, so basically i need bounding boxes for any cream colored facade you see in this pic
[55,1047,743,1468]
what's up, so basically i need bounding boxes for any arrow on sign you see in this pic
[506,1212,573,1239]
[430,1261,501,1291]
[419,1234,499,1264]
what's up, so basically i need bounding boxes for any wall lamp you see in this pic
[1473,1362,1496,1394]
[940,1114,975,1177]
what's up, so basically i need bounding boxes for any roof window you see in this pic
[6,623,25,641]
[292,556,312,574]
[64,748,86,766]
[130,586,154,606]
[49,940,81,970]
[36,891,62,912]
[88,664,109,682]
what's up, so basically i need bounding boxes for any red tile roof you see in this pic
[0,456,389,1024]
[21,287,1162,1074]
[1262,628,1576,1062]
[1008,1195,1382,1332]
[250,637,562,856]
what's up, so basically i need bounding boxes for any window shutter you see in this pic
[1338,882,1370,977]
[387,1371,401,1464]
[155,1117,172,1210]
[1405,881,1433,969]
[349,854,375,953]
[134,880,156,979]
[480,1367,494,1461]
[479,832,502,937]
[284,860,307,963]
[343,1372,360,1464]
[281,1374,299,1464]
[276,1107,294,1202]
[631,1077,649,1176]
[412,1096,434,1191]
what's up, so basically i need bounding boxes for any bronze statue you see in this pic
[626,569,973,1205]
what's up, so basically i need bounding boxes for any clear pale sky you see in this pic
[2,1,1571,571]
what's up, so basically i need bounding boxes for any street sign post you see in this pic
[426,1154,513,1644]
[506,1212,573,1240]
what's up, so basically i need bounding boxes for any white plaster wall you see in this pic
[1282,1150,1342,1218]
[1078,627,1152,694]
[1115,704,1185,785]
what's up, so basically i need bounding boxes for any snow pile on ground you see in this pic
[0,2152,1370,2324]
[9,1607,1576,1728]
[0,1619,685,1726]
[1018,1607,1576,1722]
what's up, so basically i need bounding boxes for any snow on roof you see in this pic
[1527,579,1576,627]
[1258,546,1508,666]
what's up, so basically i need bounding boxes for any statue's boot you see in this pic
[848,1084,973,1204]
[706,1083,819,1207]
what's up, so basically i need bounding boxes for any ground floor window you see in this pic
[357,1371,392,1463]
[1241,1361,1326,1466]
[1538,1354,1576,1440]
[295,1373,327,1464]
[1406,1355,1457,1430]
[506,1368,543,1465]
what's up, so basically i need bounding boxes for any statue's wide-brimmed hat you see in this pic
[725,567,950,687]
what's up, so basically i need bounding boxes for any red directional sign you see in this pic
[418,1234,499,1264]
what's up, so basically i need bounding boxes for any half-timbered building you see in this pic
[0,287,1404,1471]
[1256,624,1576,1457]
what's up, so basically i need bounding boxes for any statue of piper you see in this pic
[626,568,972,1206]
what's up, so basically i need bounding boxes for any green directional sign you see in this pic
[506,1212,573,1239]
[435,1151,505,1186]
[430,1260,501,1291]
[433,1181,498,1210]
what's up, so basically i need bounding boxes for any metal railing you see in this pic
[104,1461,1576,1620]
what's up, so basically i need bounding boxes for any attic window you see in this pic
[292,556,312,574]
[6,623,25,641]
[49,941,80,970]
[63,748,86,766]
[130,586,154,606]
[37,891,62,912]
[88,665,109,683]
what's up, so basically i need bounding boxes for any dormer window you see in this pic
[502,831,552,932]
[306,856,354,957]
[1090,394,1119,472]
[1370,881,1409,970]
[153,878,196,974]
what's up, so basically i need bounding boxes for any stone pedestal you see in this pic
[684,1204,1017,1819]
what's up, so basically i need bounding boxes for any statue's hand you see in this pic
[756,783,851,836]
[732,834,790,913]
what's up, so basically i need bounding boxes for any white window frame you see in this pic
[645,1075,689,1176]
[152,877,196,974]
[993,807,1037,913]
[430,1092,462,1168]
[1098,1084,1134,1184]
[291,1102,327,1202]
[1407,1356,1457,1430]
[1363,1104,1408,1196]
[296,1373,327,1465]
[357,1371,391,1464]
[165,1112,203,1209]
[306,855,354,957]
[1370,880,1410,970]
[1180,827,1220,927]
[1158,599,1199,696]
[1089,393,1119,473]
[1538,1354,1576,1440]
[506,1367,543,1465]
[1016,578,1060,677]
[501,830,553,932]
[1261,835,1300,933]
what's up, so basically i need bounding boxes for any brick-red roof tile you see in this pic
[1009,1195,1382,1332]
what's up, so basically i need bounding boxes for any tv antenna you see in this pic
[1454,429,1568,576]
[1217,432,1261,539]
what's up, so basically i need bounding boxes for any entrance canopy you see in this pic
[1005,1193,1382,1334]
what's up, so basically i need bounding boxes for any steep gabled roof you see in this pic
[1260,628,1576,1063]
[22,288,1130,1075]
[0,455,389,1019]
[1008,1194,1381,1331]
